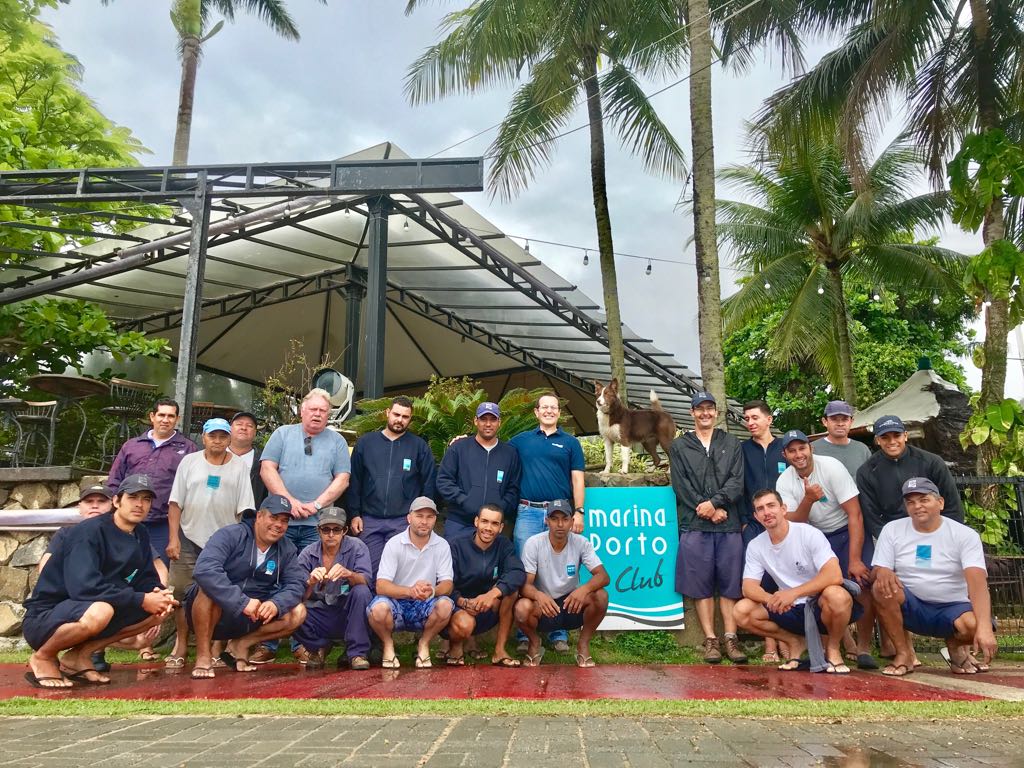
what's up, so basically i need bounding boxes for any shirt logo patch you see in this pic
[266,560,277,574]
[553,443,564,449]
[403,458,412,471]
[794,561,807,575]
[915,545,932,567]
[777,461,786,474]
[125,568,138,583]
[496,470,504,483]
[206,474,221,490]
[493,566,499,579]
[566,564,576,577]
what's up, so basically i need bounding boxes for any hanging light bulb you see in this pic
[645,259,652,276]
[583,250,589,266]
[817,284,824,295]
[524,239,531,254]
[344,207,351,217]
[284,204,292,217]
[764,281,771,290]
[932,293,940,305]
[403,217,409,231]
[983,297,993,307]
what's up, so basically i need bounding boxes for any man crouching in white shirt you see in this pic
[871,477,996,677]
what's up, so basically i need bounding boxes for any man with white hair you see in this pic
[255,388,351,663]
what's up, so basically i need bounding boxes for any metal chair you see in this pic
[188,401,215,441]
[100,379,158,468]
[14,401,57,466]
[0,398,24,467]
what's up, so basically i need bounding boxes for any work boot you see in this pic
[702,636,722,664]
[248,646,276,664]
[305,648,325,670]
[723,633,748,664]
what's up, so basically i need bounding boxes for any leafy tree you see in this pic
[717,125,966,401]
[404,0,690,403]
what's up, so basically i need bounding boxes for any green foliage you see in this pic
[346,376,569,463]
[949,130,1024,233]
[959,397,1024,552]
[579,436,651,473]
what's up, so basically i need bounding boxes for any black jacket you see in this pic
[669,429,745,533]
[856,444,965,540]
[437,438,521,524]
[345,430,436,519]
[450,535,526,603]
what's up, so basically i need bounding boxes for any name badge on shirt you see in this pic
[265,560,277,575]
[566,564,576,577]
[777,461,786,474]
[125,568,138,583]
[403,458,412,471]
[496,470,504,483]
[206,474,221,490]
[915,545,932,567]
[493,566,499,579]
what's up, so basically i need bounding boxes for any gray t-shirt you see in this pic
[261,424,351,526]
[521,532,602,600]
[169,452,254,547]
[812,438,871,480]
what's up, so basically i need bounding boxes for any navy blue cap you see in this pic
[901,477,941,497]
[545,499,574,518]
[873,415,906,436]
[259,494,292,517]
[476,402,500,418]
[824,400,854,417]
[691,392,716,409]
[780,429,809,448]
[117,474,155,496]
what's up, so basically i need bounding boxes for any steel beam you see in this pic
[364,196,390,398]
[173,179,211,432]
[344,267,366,382]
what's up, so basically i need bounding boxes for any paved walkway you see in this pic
[1,715,1023,767]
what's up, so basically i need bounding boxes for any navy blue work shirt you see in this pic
[509,427,585,502]
[741,437,787,524]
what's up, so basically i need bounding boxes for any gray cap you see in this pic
[824,400,854,417]
[259,493,292,517]
[79,482,113,501]
[545,498,573,518]
[409,496,438,513]
[117,474,155,496]
[317,506,348,528]
[901,477,941,497]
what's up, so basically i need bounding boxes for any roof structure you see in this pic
[850,366,964,439]
[0,142,744,435]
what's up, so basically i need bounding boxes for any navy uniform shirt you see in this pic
[741,437,787,525]
[509,427,585,502]
[450,534,526,603]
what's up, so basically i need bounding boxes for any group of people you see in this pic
[19,385,996,688]
[23,390,610,687]
[673,394,996,677]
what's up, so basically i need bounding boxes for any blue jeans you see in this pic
[264,524,321,653]
[513,502,567,645]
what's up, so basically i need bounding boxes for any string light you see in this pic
[763,281,771,290]
[403,217,409,231]
[645,259,652,276]
[344,207,350,217]
[583,250,589,266]
[524,239,531,254]
[817,284,824,295]
[872,286,881,301]
[932,293,940,305]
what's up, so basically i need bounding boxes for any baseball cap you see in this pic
[117,474,155,496]
[202,417,231,434]
[545,498,573,518]
[79,482,112,502]
[901,477,941,497]
[230,411,258,425]
[873,415,906,436]
[475,402,500,418]
[780,429,809,448]
[317,506,348,528]
[259,494,292,517]
[410,496,438,513]
[691,392,716,409]
[824,400,854,417]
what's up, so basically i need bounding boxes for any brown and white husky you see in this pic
[594,379,676,473]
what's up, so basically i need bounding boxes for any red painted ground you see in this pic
[917,667,1024,690]
[2,663,986,701]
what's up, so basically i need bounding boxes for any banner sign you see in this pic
[581,486,684,630]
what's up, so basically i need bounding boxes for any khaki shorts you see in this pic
[167,534,202,601]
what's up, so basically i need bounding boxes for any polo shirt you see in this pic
[376,527,453,588]
[510,427,585,502]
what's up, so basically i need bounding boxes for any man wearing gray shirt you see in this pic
[515,499,609,668]
[812,401,871,480]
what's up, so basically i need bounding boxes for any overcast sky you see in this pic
[40,1,1024,399]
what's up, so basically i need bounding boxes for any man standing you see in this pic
[23,474,177,688]
[347,396,436,576]
[292,507,373,670]
[857,416,964,541]
[228,411,266,506]
[437,402,521,541]
[187,495,307,678]
[515,499,609,667]
[813,401,872,480]
[447,504,526,666]
[669,392,747,664]
[107,398,197,566]
[734,489,857,673]
[776,429,877,668]
[164,418,255,668]
[508,392,585,654]
[872,478,996,677]
[367,497,454,669]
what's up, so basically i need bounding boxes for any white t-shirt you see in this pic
[168,451,254,547]
[743,522,838,604]
[377,529,453,588]
[776,455,859,533]
[872,517,986,604]
[229,446,256,471]
[522,532,602,600]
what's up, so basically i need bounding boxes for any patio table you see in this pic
[24,374,109,465]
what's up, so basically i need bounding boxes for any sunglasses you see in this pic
[304,435,312,456]
[319,526,344,535]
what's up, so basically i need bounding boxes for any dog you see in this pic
[594,379,677,473]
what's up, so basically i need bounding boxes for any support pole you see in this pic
[364,196,389,398]
[174,176,211,435]
[344,267,366,385]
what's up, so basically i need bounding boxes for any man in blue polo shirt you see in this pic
[508,392,585,653]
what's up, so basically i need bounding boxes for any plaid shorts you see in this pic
[368,595,454,631]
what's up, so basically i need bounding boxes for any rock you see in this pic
[2,501,24,511]
[81,474,108,488]
[10,535,49,567]
[0,488,8,506]
[9,531,39,544]
[9,482,54,510]
[0,534,18,565]
[0,566,28,602]
[57,482,79,508]
[0,602,25,637]
[27,566,39,594]
[0,636,20,652]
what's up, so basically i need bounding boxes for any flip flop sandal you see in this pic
[60,667,110,685]
[761,652,780,663]
[575,653,596,668]
[414,655,433,669]
[882,663,913,677]
[219,650,257,673]
[163,655,185,669]
[210,657,227,669]
[138,649,161,662]
[191,666,215,680]
[381,656,400,669]
[855,653,879,670]
[24,671,72,689]
[445,655,466,666]
[468,649,489,660]
[824,662,851,675]
[491,657,521,668]
[778,658,805,671]
[523,648,545,667]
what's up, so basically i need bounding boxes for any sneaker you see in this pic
[305,648,325,669]
[248,646,276,664]
[552,639,571,653]
[702,637,722,664]
[293,645,311,665]
[723,634,748,664]
[350,656,370,671]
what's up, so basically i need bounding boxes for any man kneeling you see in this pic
[187,494,307,677]
[734,490,857,673]
[872,478,996,677]
[515,499,609,667]
[23,474,177,688]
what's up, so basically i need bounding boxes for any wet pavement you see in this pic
[0,662,1003,702]
[1,715,1024,767]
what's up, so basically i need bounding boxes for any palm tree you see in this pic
[754,1,1024,469]
[104,0,320,165]
[717,127,966,401]
[404,0,690,402]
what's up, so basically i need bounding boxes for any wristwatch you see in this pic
[313,501,323,511]
[574,507,584,515]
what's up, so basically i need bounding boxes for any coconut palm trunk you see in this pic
[825,261,857,401]
[687,0,727,410]
[172,33,200,165]
[582,47,629,402]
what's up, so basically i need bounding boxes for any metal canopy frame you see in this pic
[0,145,743,433]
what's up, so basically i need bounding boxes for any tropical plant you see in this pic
[404,0,690,403]
[754,0,1024,476]
[717,126,966,401]
[346,376,569,463]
